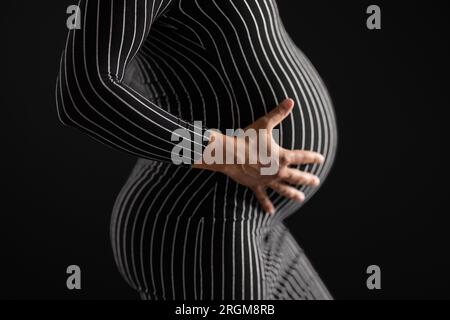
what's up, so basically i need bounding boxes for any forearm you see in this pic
[56,0,207,163]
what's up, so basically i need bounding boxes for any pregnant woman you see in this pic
[56,0,337,300]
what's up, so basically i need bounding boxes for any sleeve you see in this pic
[55,0,208,164]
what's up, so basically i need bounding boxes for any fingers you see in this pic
[278,167,321,186]
[269,181,305,202]
[265,98,295,129]
[280,149,325,165]
[253,186,275,214]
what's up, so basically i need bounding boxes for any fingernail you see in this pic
[318,155,325,163]
[313,177,320,186]
[281,98,293,108]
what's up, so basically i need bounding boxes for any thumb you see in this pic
[266,98,295,129]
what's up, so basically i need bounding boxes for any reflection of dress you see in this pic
[56,0,337,300]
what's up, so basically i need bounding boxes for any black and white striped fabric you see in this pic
[56,0,337,300]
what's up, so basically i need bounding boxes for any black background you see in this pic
[0,0,448,299]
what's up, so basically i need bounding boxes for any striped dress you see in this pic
[56,0,337,300]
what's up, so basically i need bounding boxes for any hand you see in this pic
[193,98,324,214]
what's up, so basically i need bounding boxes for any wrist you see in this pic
[192,130,228,173]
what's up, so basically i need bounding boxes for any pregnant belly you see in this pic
[222,58,338,216]
[125,55,337,209]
